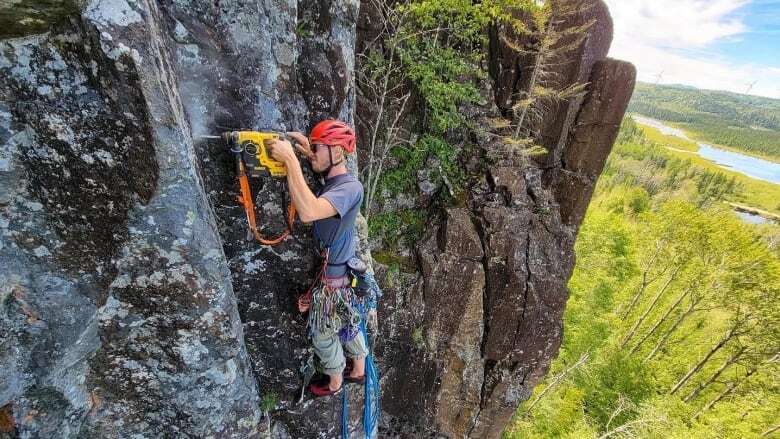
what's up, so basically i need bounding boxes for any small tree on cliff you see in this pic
[498,0,593,157]
[356,0,413,220]
[356,0,495,221]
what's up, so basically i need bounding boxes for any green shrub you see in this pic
[260,392,277,413]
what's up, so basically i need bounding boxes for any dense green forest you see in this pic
[506,119,780,438]
[628,82,780,159]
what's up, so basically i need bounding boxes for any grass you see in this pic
[372,249,417,273]
[635,124,780,215]
[261,392,277,413]
[411,326,426,350]
[368,209,427,248]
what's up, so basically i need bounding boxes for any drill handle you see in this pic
[226,133,243,175]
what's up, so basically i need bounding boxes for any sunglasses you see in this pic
[311,143,334,153]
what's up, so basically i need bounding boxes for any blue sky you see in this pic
[716,0,779,66]
[604,0,780,98]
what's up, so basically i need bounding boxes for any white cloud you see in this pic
[604,0,780,99]
[607,0,749,48]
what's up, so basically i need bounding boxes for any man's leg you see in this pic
[344,332,368,378]
[312,331,346,391]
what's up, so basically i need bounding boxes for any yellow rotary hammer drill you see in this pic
[202,131,296,245]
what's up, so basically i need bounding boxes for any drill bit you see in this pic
[198,135,222,139]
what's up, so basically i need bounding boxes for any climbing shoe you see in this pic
[342,359,365,384]
[309,381,343,398]
[344,374,365,385]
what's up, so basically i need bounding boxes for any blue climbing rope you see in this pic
[357,301,381,438]
[342,380,349,439]
[341,301,381,439]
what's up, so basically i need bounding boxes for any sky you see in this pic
[603,0,780,99]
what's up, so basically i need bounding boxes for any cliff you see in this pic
[0,0,634,437]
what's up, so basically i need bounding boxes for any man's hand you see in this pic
[269,133,315,163]
[268,139,297,164]
[286,131,313,159]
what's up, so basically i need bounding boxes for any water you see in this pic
[631,115,780,184]
[632,115,692,140]
[735,210,768,225]
[696,143,780,184]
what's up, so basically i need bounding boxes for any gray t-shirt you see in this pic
[314,173,363,277]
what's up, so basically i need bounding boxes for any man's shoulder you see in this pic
[345,176,363,192]
[325,174,363,193]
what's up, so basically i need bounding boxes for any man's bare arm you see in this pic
[283,155,337,223]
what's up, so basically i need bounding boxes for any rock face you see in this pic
[0,0,634,438]
[0,0,264,436]
[370,1,635,438]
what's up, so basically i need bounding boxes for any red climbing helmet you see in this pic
[309,120,356,154]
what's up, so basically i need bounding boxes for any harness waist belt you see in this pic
[324,275,350,289]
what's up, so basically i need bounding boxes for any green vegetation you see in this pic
[359,0,491,243]
[0,0,82,38]
[637,122,698,152]
[505,119,780,439]
[367,209,426,247]
[379,135,466,197]
[607,118,742,210]
[411,326,426,350]
[261,392,277,412]
[361,0,586,247]
[628,82,780,160]
[395,0,490,133]
[360,0,530,246]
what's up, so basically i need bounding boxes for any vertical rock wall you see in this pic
[2,0,367,436]
[168,0,365,436]
[1,0,634,437]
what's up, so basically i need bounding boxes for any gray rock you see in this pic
[0,0,266,436]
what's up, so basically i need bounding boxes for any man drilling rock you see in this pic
[268,120,371,397]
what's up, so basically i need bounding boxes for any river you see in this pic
[735,211,769,225]
[631,115,780,185]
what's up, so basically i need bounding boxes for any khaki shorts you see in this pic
[312,327,368,376]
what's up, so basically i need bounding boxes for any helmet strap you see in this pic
[319,145,344,178]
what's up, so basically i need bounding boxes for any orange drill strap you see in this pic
[236,161,296,246]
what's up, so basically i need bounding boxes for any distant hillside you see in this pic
[628,82,780,159]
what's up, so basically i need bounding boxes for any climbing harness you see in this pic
[221,130,296,245]
[300,247,362,339]
[298,178,356,321]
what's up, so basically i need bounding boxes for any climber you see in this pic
[268,120,372,397]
